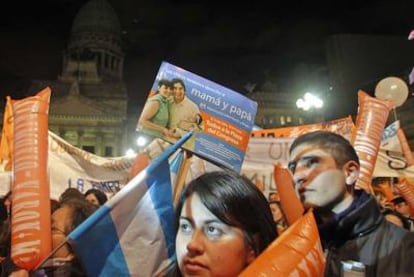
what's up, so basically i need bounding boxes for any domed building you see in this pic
[28,0,128,157]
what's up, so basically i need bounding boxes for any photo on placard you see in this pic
[136,61,258,172]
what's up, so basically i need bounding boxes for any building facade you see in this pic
[28,0,128,157]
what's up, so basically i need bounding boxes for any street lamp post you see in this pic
[296,92,324,124]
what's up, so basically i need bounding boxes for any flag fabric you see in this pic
[67,132,192,276]
[169,149,185,193]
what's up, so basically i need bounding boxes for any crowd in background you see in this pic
[1,177,412,276]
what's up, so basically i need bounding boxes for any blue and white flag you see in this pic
[170,149,185,192]
[68,132,192,276]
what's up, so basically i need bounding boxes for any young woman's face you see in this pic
[176,193,255,277]
[158,84,171,98]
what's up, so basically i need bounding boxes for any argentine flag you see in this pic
[68,132,192,276]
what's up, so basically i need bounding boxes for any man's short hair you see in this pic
[289,131,360,167]
[171,78,186,91]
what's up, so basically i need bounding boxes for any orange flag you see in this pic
[240,209,325,276]
[273,164,304,225]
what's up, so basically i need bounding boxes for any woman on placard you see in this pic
[162,170,277,276]
[137,79,175,138]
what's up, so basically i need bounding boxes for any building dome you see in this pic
[64,0,125,81]
[71,0,122,38]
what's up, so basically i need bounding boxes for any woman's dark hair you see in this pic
[175,170,277,256]
[59,188,85,204]
[84,189,108,206]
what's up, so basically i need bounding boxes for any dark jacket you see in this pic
[316,192,414,277]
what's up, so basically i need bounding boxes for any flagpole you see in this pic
[33,239,70,270]
[68,130,193,241]
[173,150,192,206]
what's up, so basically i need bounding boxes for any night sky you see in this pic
[0,0,413,118]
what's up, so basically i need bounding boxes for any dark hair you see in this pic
[391,196,406,205]
[289,131,360,167]
[59,188,85,204]
[158,79,172,88]
[0,199,7,222]
[59,198,98,233]
[84,189,108,206]
[382,208,411,230]
[171,78,186,92]
[175,170,277,256]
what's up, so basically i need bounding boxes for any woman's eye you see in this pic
[205,225,223,237]
[179,221,192,234]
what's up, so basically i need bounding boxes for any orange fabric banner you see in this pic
[251,116,354,139]
[273,164,304,225]
[240,209,325,276]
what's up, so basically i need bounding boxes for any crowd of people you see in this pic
[0,188,107,276]
[1,130,414,276]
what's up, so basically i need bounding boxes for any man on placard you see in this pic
[169,78,201,139]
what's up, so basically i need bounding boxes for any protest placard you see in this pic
[136,62,257,172]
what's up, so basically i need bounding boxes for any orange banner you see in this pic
[240,209,325,276]
[11,87,52,269]
[251,116,354,139]
[351,90,393,193]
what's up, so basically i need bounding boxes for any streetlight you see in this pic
[296,92,324,111]
[296,92,324,124]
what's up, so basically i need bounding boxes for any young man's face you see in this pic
[173,82,185,103]
[289,143,348,210]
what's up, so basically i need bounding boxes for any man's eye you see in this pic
[288,162,296,173]
[304,157,319,167]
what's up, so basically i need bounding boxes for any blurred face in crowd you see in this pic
[85,193,99,206]
[395,201,410,217]
[289,144,349,211]
[269,202,283,223]
[176,193,255,276]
